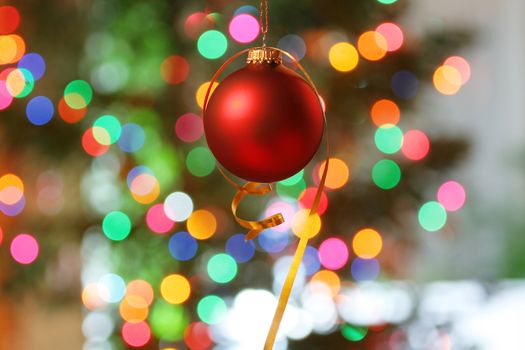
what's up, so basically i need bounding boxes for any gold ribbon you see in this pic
[202,47,329,350]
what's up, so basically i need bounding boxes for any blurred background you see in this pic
[0,0,524,349]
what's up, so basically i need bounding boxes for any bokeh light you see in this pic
[146,203,175,234]
[186,147,216,177]
[229,14,259,44]
[318,158,350,190]
[278,34,307,61]
[118,123,145,153]
[164,192,193,221]
[197,295,227,325]
[357,31,387,61]
[0,6,20,34]
[401,129,430,161]
[265,200,296,232]
[0,173,24,205]
[207,253,237,284]
[119,296,149,323]
[310,269,341,296]
[292,209,322,239]
[318,237,349,270]
[175,113,203,143]
[184,322,213,350]
[150,300,188,341]
[6,68,34,98]
[444,56,471,85]
[161,274,191,304]
[418,201,447,232]
[371,159,401,189]
[329,42,359,72]
[160,55,190,84]
[98,273,126,303]
[64,79,93,109]
[197,30,228,60]
[10,233,39,264]
[58,96,86,123]
[93,115,121,145]
[370,99,400,126]
[129,171,160,205]
[375,23,403,52]
[18,53,46,81]
[341,324,368,341]
[437,181,466,212]
[433,64,462,95]
[0,35,25,65]
[226,234,255,263]
[377,0,398,4]
[169,231,198,261]
[196,81,219,109]
[351,258,380,281]
[26,96,54,126]
[391,70,419,99]
[126,280,154,306]
[102,211,132,241]
[299,187,328,215]
[352,228,383,259]
[302,245,321,276]
[187,209,216,240]
[258,228,290,253]
[374,124,403,154]
[122,321,151,348]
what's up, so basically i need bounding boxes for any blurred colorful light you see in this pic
[18,53,46,80]
[437,181,466,212]
[328,42,359,72]
[64,79,93,109]
[175,113,203,143]
[187,209,216,240]
[207,253,237,284]
[0,6,20,34]
[0,35,25,64]
[370,99,400,126]
[352,228,383,259]
[258,228,290,253]
[278,34,307,61]
[229,14,259,44]
[98,273,126,303]
[341,324,368,341]
[197,295,227,325]
[318,158,350,190]
[126,279,154,306]
[374,124,403,154]
[184,322,213,350]
[186,147,216,177]
[318,237,349,270]
[391,70,419,99]
[372,159,401,189]
[226,234,255,263]
[444,56,471,85]
[401,129,430,161]
[292,209,321,239]
[418,201,447,232]
[118,123,145,153]
[119,295,149,323]
[375,23,403,52]
[6,68,34,98]
[150,301,188,341]
[121,321,151,348]
[351,258,380,281]
[357,31,387,61]
[26,96,54,126]
[146,203,175,234]
[310,269,341,296]
[93,115,121,145]
[169,231,198,261]
[299,187,328,215]
[302,246,321,276]
[164,192,193,221]
[160,55,190,85]
[10,233,38,264]
[102,211,131,241]
[161,274,191,304]
[433,65,462,95]
[58,96,86,123]
[197,30,228,60]
[264,200,296,232]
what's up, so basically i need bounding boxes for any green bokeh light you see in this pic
[374,125,403,154]
[14,69,35,98]
[197,295,227,324]
[150,300,189,341]
[418,201,447,232]
[341,324,368,341]
[377,0,398,4]
[102,211,131,241]
[94,115,122,145]
[372,159,401,190]
[186,147,216,177]
[207,253,237,284]
[64,80,93,109]
[277,179,306,199]
[278,169,304,186]
[197,30,228,59]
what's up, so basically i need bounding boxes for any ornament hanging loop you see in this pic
[259,0,269,46]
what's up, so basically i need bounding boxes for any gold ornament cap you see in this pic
[247,47,282,64]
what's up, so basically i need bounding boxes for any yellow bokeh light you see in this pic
[160,274,191,304]
[310,269,341,297]
[187,209,217,240]
[318,158,350,190]
[433,65,462,95]
[328,42,359,72]
[292,209,321,239]
[6,69,27,96]
[131,177,160,205]
[0,35,25,65]
[352,228,383,259]
[119,295,149,322]
[357,31,387,61]
[196,81,219,109]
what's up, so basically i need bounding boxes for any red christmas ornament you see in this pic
[204,48,324,183]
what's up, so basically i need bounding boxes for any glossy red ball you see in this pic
[204,62,324,183]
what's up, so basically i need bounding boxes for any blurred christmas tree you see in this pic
[0,0,473,349]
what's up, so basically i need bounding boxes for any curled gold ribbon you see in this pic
[202,47,330,350]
